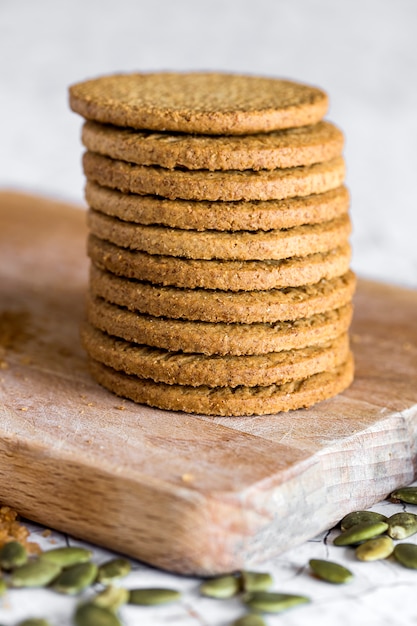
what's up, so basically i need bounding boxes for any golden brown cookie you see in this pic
[82,120,343,171]
[82,322,349,388]
[88,209,351,261]
[69,72,328,135]
[88,234,351,291]
[83,152,345,201]
[89,264,356,324]
[87,351,354,416]
[86,294,353,356]
[85,182,350,232]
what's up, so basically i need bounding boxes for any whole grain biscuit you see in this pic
[87,209,351,261]
[69,72,328,135]
[89,265,356,324]
[86,294,353,355]
[82,120,343,171]
[83,152,345,201]
[85,182,350,232]
[82,322,350,388]
[88,234,351,291]
[87,352,354,416]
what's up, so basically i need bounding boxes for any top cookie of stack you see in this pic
[69,72,355,416]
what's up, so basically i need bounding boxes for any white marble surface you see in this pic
[1,1,417,624]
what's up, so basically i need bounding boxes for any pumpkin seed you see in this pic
[17,620,51,626]
[333,520,389,546]
[199,575,240,599]
[355,536,394,561]
[243,591,310,614]
[390,487,417,504]
[97,558,131,584]
[74,602,122,626]
[0,541,28,570]
[0,577,6,596]
[309,559,353,584]
[10,559,61,588]
[92,585,129,612]
[232,615,267,626]
[52,561,98,594]
[129,587,181,605]
[393,543,417,569]
[240,570,273,592]
[387,512,417,539]
[340,510,388,532]
[40,547,92,568]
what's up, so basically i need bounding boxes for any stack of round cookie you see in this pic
[69,72,355,416]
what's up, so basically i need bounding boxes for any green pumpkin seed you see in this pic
[232,615,267,626]
[39,546,92,568]
[0,541,28,570]
[243,591,310,614]
[387,512,417,539]
[52,561,98,594]
[390,487,417,504]
[240,570,273,592]
[0,577,6,596]
[92,585,129,612]
[393,543,417,569]
[97,558,131,584]
[199,575,240,599]
[10,559,61,588]
[17,620,52,626]
[340,510,388,532]
[333,520,389,546]
[129,587,181,605]
[74,602,122,626]
[355,535,394,561]
[309,559,353,584]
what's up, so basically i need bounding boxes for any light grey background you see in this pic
[1,0,417,287]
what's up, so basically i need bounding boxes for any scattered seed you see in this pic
[74,603,122,626]
[390,487,417,505]
[199,575,240,599]
[10,559,61,588]
[309,559,353,584]
[355,536,394,561]
[97,558,131,584]
[334,521,389,546]
[340,510,388,532]
[387,512,417,540]
[243,591,310,614]
[129,587,182,605]
[240,570,273,592]
[39,547,92,568]
[393,543,417,569]
[91,586,129,612]
[17,620,52,626]
[52,561,98,595]
[232,615,267,626]
[0,541,28,570]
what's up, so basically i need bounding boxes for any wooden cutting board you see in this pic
[1,190,416,575]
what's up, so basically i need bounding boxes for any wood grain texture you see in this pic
[0,190,416,575]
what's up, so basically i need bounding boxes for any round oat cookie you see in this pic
[87,209,351,261]
[82,322,350,388]
[83,152,345,201]
[82,120,343,171]
[85,182,350,232]
[89,264,356,324]
[87,352,354,416]
[69,72,328,135]
[86,294,353,356]
[88,234,351,291]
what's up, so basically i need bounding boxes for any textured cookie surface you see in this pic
[88,209,351,261]
[84,152,345,201]
[82,120,343,170]
[89,265,356,324]
[82,322,349,388]
[85,182,350,232]
[70,72,328,135]
[88,235,351,291]
[88,352,354,416]
[86,295,353,356]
